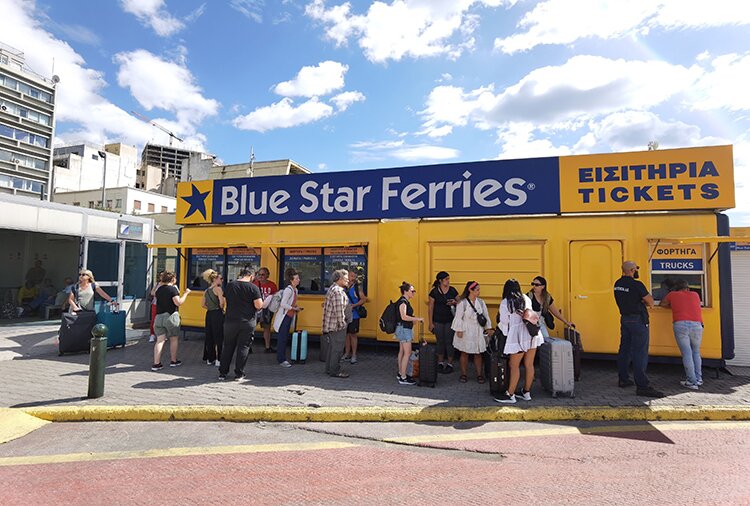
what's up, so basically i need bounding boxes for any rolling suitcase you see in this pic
[485,329,509,397]
[418,323,437,387]
[291,329,308,364]
[58,310,97,355]
[539,337,575,398]
[564,326,583,381]
[97,302,126,349]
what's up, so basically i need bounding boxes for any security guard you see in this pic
[613,261,664,398]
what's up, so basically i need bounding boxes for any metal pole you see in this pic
[100,152,107,208]
[87,323,108,399]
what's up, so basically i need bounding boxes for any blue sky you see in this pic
[3,0,750,223]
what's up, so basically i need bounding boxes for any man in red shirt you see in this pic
[253,267,278,353]
[660,278,704,389]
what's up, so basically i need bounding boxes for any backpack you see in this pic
[267,289,284,313]
[379,298,403,334]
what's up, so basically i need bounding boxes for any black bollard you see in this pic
[88,323,108,399]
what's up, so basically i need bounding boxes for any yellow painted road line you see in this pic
[386,421,750,444]
[0,441,357,467]
[0,408,49,444]
[19,405,750,423]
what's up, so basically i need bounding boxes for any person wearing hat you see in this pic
[428,271,459,373]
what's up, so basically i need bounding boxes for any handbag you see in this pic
[467,299,488,328]
[543,310,555,330]
[521,308,540,335]
[357,305,368,319]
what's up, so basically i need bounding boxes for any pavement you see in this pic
[1,321,750,421]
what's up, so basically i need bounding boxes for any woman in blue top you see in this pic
[343,270,367,365]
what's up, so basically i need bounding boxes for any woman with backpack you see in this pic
[527,276,574,338]
[395,281,423,385]
[201,269,225,367]
[451,281,493,384]
[67,269,116,312]
[272,268,302,368]
[496,279,545,403]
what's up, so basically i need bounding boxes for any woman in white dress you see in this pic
[451,281,493,384]
[496,279,545,404]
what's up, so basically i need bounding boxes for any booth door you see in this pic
[730,249,750,366]
[569,241,623,354]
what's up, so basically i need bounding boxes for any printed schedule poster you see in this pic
[227,247,261,282]
[284,248,324,293]
[324,247,367,282]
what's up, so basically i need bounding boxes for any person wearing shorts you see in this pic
[253,267,278,353]
[152,271,191,371]
[395,281,423,385]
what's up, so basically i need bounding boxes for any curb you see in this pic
[19,405,750,423]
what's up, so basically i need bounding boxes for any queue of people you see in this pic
[143,262,704,400]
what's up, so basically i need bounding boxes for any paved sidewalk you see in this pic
[1,322,749,409]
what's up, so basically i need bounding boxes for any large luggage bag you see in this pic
[291,329,308,363]
[485,329,509,397]
[58,310,97,355]
[97,303,126,349]
[539,337,575,398]
[418,341,437,387]
[564,326,583,381]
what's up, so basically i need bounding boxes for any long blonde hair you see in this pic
[202,268,219,284]
[80,269,95,283]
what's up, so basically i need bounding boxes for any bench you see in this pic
[43,304,63,320]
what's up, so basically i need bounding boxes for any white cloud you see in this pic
[306,0,514,63]
[419,56,700,136]
[688,52,750,112]
[350,139,459,162]
[114,49,220,126]
[495,0,750,54]
[273,61,348,97]
[330,90,365,111]
[120,0,185,37]
[230,0,264,23]
[232,97,334,132]
[495,123,572,159]
[726,136,750,226]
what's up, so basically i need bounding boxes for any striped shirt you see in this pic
[322,283,348,333]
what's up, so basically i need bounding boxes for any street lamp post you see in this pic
[98,150,107,209]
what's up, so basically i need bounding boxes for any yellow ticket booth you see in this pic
[152,145,736,366]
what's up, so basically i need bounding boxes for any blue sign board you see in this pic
[209,158,561,224]
[651,259,704,271]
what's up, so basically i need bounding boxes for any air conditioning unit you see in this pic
[0,103,7,111]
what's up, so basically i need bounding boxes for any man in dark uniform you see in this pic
[614,260,664,398]
[219,267,263,381]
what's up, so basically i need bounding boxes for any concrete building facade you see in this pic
[53,186,176,215]
[0,41,56,199]
[207,159,311,180]
[138,143,217,194]
[52,142,138,193]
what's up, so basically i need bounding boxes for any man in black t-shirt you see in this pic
[613,261,664,398]
[219,267,263,381]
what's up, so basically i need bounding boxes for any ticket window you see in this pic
[280,246,368,294]
[187,248,225,290]
[650,243,707,305]
[226,247,260,283]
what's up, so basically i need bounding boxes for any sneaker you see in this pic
[148,335,156,343]
[495,391,516,404]
[398,375,416,385]
[341,354,351,362]
[234,373,246,381]
[151,363,163,371]
[264,347,276,354]
[218,374,226,381]
[680,380,699,390]
[696,379,704,386]
[350,356,358,365]
[520,390,532,401]
[636,386,665,398]
[438,362,445,374]
[169,360,182,368]
[618,379,634,388]
[280,360,292,368]
[206,360,213,365]
[214,360,220,367]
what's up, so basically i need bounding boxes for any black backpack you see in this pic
[379,298,402,334]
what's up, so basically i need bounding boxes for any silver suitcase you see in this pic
[539,337,575,398]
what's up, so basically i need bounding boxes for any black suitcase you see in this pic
[59,311,97,355]
[418,330,438,387]
[486,329,509,397]
[564,326,583,381]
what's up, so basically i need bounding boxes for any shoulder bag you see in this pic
[467,298,488,328]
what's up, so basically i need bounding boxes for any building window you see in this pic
[73,202,80,206]
[115,199,122,208]
[97,201,102,207]
[133,200,141,210]
[226,248,261,283]
[161,206,168,213]
[88,201,95,208]
[279,246,368,294]
[147,203,155,212]
[106,200,113,209]
[92,154,99,161]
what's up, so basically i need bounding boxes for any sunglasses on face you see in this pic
[410,289,416,293]
[531,282,543,287]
